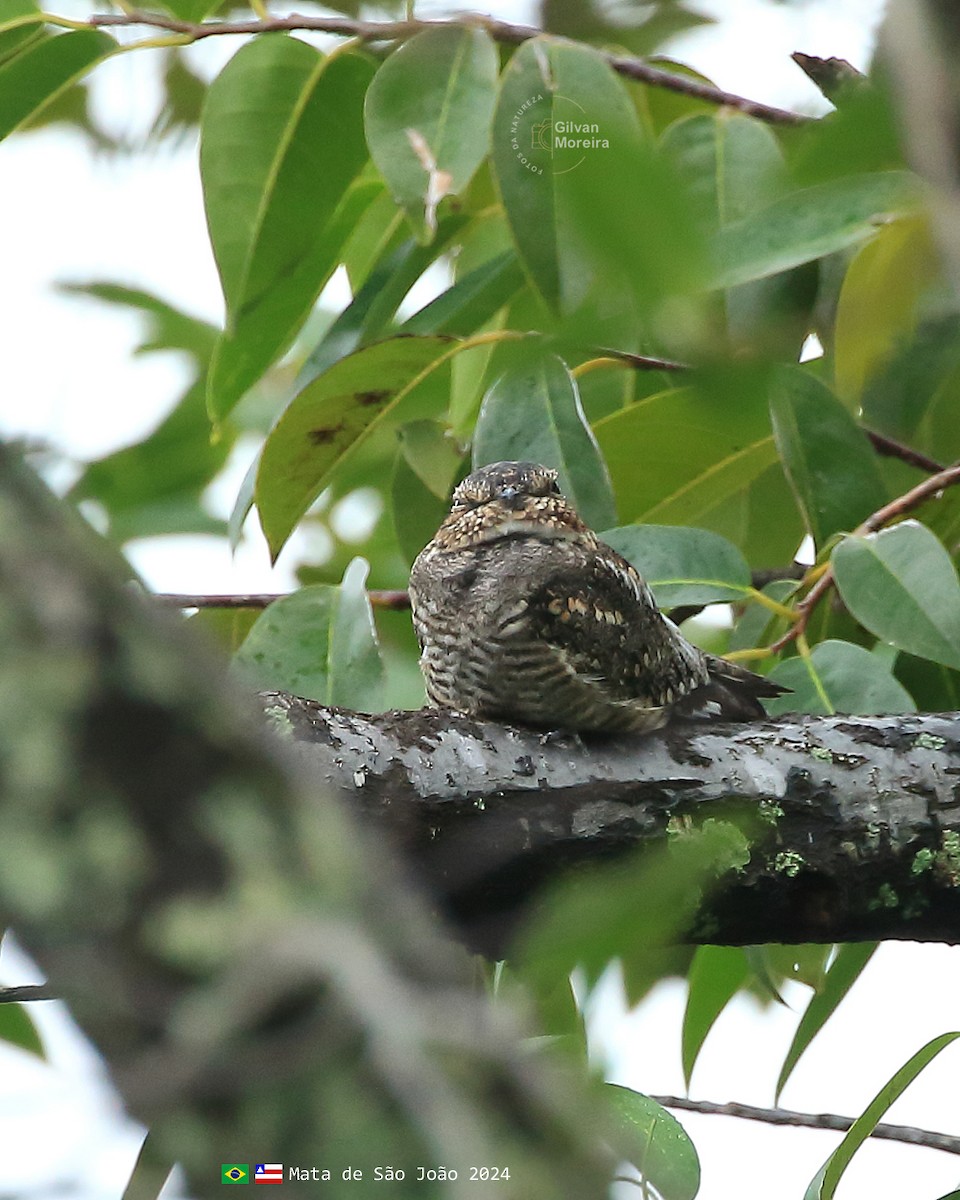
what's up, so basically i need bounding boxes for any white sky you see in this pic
[7,4,960,1200]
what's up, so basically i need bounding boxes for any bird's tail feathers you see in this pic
[679,655,789,722]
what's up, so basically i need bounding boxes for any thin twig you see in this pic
[0,985,56,1003]
[597,348,688,371]
[157,567,810,616]
[751,564,806,589]
[864,428,945,474]
[653,1095,960,1156]
[155,590,412,610]
[83,9,810,125]
[771,461,960,652]
[584,354,942,477]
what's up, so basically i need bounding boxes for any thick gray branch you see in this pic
[267,695,960,956]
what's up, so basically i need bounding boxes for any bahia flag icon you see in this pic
[222,1164,249,1184]
[255,1164,284,1185]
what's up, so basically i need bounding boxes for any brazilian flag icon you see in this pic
[222,1165,250,1184]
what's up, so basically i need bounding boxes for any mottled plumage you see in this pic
[409,461,786,734]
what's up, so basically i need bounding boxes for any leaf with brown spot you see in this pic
[256,335,457,560]
[307,424,345,446]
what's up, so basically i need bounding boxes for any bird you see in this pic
[408,460,787,734]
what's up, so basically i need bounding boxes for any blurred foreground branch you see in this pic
[0,445,611,1199]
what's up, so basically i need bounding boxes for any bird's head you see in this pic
[431,461,595,550]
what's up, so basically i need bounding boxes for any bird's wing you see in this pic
[526,550,709,710]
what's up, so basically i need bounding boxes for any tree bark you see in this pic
[267,694,960,957]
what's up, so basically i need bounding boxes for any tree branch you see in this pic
[0,985,56,1004]
[154,589,411,610]
[652,1095,960,1156]
[863,428,945,474]
[83,9,810,125]
[265,695,960,957]
[154,570,804,614]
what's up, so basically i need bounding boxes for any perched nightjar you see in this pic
[409,461,787,734]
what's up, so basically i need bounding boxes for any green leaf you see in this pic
[601,524,751,607]
[402,250,526,335]
[391,419,464,561]
[0,23,40,67]
[789,71,904,187]
[492,36,703,320]
[894,651,960,712]
[201,37,374,419]
[0,0,41,70]
[594,371,777,526]
[834,216,940,404]
[730,578,796,654]
[860,314,960,459]
[606,1085,700,1200]
[833,522,960,670]
[69,393,228,538]
[519,819,753,1001]
[397,419,462,498]
[756,944,832,994]
[713,171,920,289]
[805,1031,960,1200]
[661,110,817,357]
[766,639,917,716]
[737,462,808,567]
[256,335,456,559]
[777,942,876,1102]
[682,946,749,1089]
[296,214,469,391]
[61,286,227,540]
[391,450,450,565]
[743,945,789,1005]
[232,559,384,707]
[188,606,259,654]
[342,186,405,291]
[638,58,718,134]
[156,0,220,25]
[0,1002,44,1058]
[121,1129,175,1200]
[472,352,616,530]
[0,28,115,142]
[769,367,886,548]
[60,281,217,363]
[210,175,380,421]
[0,0,40,34]
[364,25,498,239]
[661,110,786,229]
[228,450,260,552]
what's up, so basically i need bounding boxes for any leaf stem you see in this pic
[39,12,89,29]
[743,586,798,622]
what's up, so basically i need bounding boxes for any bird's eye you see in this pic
[549,478,561,494]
